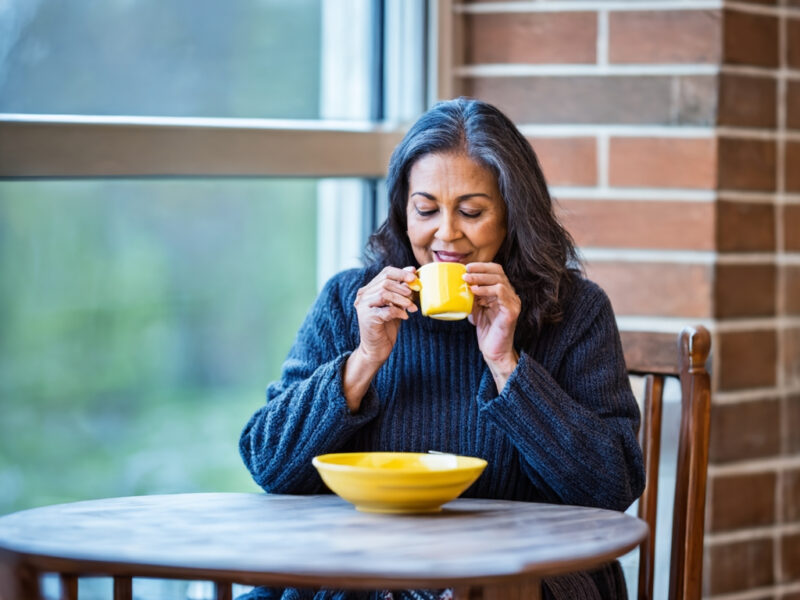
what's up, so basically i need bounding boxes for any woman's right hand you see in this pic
[344,266,418,412]
[353,266,419,365]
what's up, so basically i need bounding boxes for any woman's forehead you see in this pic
[407,152,498,189]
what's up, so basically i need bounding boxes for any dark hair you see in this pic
[365,97,581,344]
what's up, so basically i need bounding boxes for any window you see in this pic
[0,0,428,523]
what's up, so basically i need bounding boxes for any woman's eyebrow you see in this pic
[410,191,492,201]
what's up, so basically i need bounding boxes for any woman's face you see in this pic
[406,151,507,266]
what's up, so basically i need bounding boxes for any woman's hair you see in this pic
[364,97,581,344]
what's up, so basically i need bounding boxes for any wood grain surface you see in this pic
[0,493,647,592]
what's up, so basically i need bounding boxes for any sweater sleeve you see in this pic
[476,285,645,511]
[239,270,381,494]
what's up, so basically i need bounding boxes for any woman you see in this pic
[239,98,644,600]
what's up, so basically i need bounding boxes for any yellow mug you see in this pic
[410,262,473,320]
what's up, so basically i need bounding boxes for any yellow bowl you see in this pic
[312,452,487,514]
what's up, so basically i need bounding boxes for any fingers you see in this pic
[464,264,512,296]
[355,266,420,314]
[465,262,505,275]
[363,287,418,311]
[377,266,420,294]
[464,263,520,314]
[377,304,413,321]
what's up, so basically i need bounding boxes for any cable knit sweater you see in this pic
[239,267,645,600]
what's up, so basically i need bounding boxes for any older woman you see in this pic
[239,98,644,600]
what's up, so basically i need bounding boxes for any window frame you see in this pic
[0,0,432,179]
[0,114,404,178]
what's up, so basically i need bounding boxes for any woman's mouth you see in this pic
[433,251,468,263]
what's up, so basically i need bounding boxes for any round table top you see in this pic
[0,493,647,589]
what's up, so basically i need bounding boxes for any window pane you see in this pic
[0,179,327,514]
[0,0,373,119]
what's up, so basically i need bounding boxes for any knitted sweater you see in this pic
[239,267,645,599]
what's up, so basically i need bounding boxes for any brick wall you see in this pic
[449,1,800,598]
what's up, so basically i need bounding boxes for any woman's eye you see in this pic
[460,210,481,218]
[416,207,437,216]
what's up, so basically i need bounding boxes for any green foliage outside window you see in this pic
[0,0,333,516]
[0,180,319,515]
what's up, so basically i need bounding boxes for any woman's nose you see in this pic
[434,213,460,241]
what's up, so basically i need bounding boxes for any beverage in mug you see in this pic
[410,262,473,320]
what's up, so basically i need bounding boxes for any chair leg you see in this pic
[215,581,232,600]
[60,574,78,600]
[113,576,132,600]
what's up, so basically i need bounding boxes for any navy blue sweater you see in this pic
[239,268,645,599]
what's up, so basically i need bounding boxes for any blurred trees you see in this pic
[0,0,322,118]
[0,0,327,515]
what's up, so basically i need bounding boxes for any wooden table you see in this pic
[0,493,647,600]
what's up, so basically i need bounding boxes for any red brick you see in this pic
[718,75,777,128]
[782,533,800,582]
[556,199,715,251]
[786,142,800,193]
[789,18,800,70]
[707,537,774,594]
[529,137,596,187]
[786,205,800,251]
[585,261,712,318]
[717,200,775,252]
[718,137,777,192]
[724,10,779,67]
[710,472,776,531]
[787,396,800,456]
[784,466,800,521]
[618,331,677,374]
[466,12,596,64]
[609,10,721,64]
[717,329,777,390]
[609,137,716,189]
[785,265,800,315]
[465,75,716,125]
[710,398,781,462]
[788,81,800,131]
[785,327,800,388]
[715,263,776,318]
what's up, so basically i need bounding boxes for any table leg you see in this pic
[60,574,78,600]
[0,561,41,600]
[451,586,479,600]
[478,578,541,600]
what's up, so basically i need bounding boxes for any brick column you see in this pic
[453,1,800,598]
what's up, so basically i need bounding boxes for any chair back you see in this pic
[620,326,712,600]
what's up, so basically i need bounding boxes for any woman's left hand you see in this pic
[465,262,521,392]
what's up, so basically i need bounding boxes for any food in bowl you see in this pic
[312,451,487,514]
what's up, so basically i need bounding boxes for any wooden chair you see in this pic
[621,326,712,600]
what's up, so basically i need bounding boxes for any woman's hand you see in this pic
[344,266,418,412]
[465,262,521,392]
[354,266,419,364]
